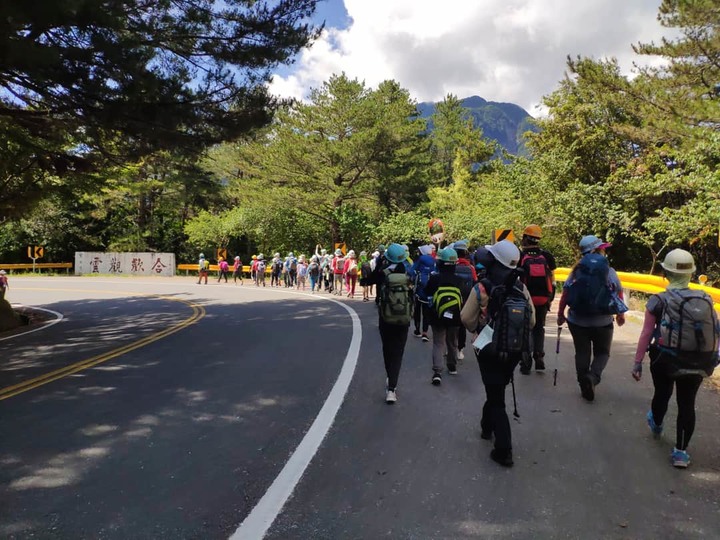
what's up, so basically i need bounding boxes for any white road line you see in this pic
[0,306,64,342]
[230,295,363,540]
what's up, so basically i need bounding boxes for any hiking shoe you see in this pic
[448,365,458,375]
[421,333,429,342]
[671,448,690,468]
[579,375,595,401]
[385,390,397,404]
[432,373,442,386]
[490,449,514,467]
[647,410,663,437]
[413,329,422,337]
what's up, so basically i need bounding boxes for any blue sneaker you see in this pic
[671,448,690,468]
[647,411,663,437]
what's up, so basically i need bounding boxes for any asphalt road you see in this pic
[1,276,719,540]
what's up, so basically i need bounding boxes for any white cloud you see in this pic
[270,0,667,115]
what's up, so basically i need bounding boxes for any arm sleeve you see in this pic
[461,283,487,332]
[635,311,657,362]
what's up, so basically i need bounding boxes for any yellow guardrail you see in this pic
[177,264,271,275]
[556,268,720,313]
[0,262,73,273]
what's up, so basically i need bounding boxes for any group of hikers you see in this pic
[194,225,719,470]
[196,246,382,298]
[360,226,719,470]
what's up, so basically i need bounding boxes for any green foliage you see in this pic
[373,210,430,246]
[0,0,321,223]
[3,3,720,282]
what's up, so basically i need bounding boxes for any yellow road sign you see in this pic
[334,242,346,255]
[217,248,227,260]
[492,229,515,244]
[27,245,44,259]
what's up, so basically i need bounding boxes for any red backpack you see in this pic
[519,252,553,306]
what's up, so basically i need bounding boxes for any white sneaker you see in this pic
[457,349,465,360]
[385,390,397,404]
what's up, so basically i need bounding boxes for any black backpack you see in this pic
[519,252,553,307]
[484,274,533,362]
[454,263,475,300]
[432,282,463,326]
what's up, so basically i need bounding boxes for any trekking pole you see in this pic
[553,326,563,387]
[510,375,520,419]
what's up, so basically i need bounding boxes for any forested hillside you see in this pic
[1,0,718,280]
[417,96,536,156]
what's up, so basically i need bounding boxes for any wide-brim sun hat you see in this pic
[579,235,612,255]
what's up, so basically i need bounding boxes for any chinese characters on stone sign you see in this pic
[74,253,176,276]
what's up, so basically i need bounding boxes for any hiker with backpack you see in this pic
[285,252,298,288]
[217,257,229,283]
[518,225,557,374]
[296,255,308,290]
[632,249,719,468]
[232,256,244,285]
[359,251,372,301]
[308,255,321,292]
[0,269,9,299]
[460,239,535,467]
[425,247,467,385]
[366,243,414,404]
[250,254,258,284]
[343,250,359,298]
[268,253,280,287]
[409,244,436,342]
[332,249,345,296]
[255,254,267,287]
[452,240,478,362]
[315,245,331,292]
[197,253,209,285]
[557,235,626,402]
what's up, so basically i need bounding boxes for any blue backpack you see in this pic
[413,259,435,303]
[566,254,614,315]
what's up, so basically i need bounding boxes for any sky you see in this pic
[269,0,669,116]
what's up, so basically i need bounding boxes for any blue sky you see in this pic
[312,0,350,31]
[271,0,667,115]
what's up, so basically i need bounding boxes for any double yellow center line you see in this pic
[0,293,205,401]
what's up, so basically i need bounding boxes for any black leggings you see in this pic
[379,318,409,391]
[413,298,430,333]
[650,356,703,450]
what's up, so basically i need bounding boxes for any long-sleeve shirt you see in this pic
[461,280,536,334]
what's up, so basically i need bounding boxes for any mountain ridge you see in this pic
[417,95,536,156]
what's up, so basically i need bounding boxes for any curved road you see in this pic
[1,276,719,540]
